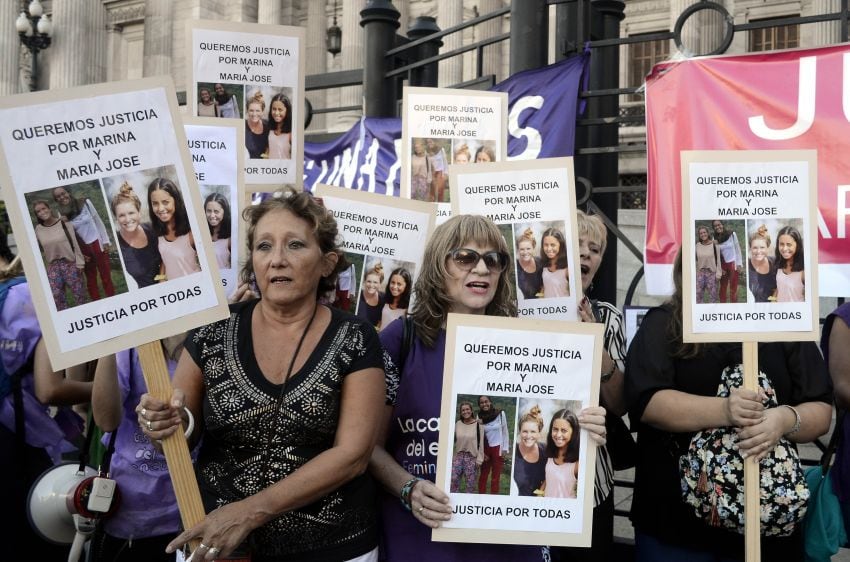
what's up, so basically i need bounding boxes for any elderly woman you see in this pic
[625,251,832,561]
[370,214,607,560]
[137,189,385,562]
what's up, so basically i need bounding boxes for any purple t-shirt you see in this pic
[824,303,850,501]
[0,282,81,462]
[380,318,543,561]
[102,349,184,539]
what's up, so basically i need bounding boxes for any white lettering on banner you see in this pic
[507,95,543,160]
[748,56,816,140]
[397,416,441,433]
[839,185,849,239]
[386,139,403,195]
[360,138,380,193]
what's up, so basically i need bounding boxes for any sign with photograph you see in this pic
[183,117,245,299]
[623,305,651,351]
[187,20,305,186]
[450,158,582,320]
[434,313,602,547]
[681,150,819,342]
[313,184,435,331]
[401,86,507,224]
[0,77,228,370]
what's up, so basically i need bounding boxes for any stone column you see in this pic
[438,0,463,87]
[811,0,841,46]
[143,0,172,77]
[0,3,21,95]
[339,0,366,128]
[478,0,501,80]
[669,0,699,57]
[88,1,107,84]
[396,0,409,34]
[49,0,95,87]
[306,0,328,131]
[258,0,282,25]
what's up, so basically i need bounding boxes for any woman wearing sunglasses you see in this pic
[370,215,607,560]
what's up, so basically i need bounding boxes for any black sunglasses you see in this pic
[447,248,509,273]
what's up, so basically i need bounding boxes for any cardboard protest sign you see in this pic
[450,158,582,320]
[183,117,245,299]
[187,20,305,186]
[0,77,228,370]
[313,184,435,331]
[434,313,601,547]
[681,150,819,342]
[401,87,507,225]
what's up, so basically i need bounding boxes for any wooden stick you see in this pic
[743,341,760,562]
[137,340,204,551]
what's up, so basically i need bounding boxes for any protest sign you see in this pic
[433,313,601,547]
[401,87,507,224]
[313,184,435,330]
[681,150,818,342]
[450,158,581,320]
[0,77,228,370]
[183,117,245,299]
[187,19,305,186]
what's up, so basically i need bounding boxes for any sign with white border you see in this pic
[187,19,305,186]
[0,77,228,370]
[681,150,819,342]
[183,117,245,299]
[401,86,507,225]
[434,313,601,547]
[450,158,582,320]
[314,184,436,331]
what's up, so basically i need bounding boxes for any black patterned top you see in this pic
[186,299,383,561]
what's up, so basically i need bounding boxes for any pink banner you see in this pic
[645,44,850,296]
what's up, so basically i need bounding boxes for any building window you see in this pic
[628,33,669,99]
[749,17,800,52]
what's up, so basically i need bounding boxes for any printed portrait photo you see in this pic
[244,86,294,161]
[453,394,517,496]
[410,137,450,203]
[328,251,364,315]
[513,220,570,300]
[745,218,805,304]
[102,165,202,288]
[199,185,233,272]
[356,255,416,332]
[694,219,747,305]
[513,398,582,498]
[197,82,243,119]
[25,180,128,311]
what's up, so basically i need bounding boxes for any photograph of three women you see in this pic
[451,395,583,499]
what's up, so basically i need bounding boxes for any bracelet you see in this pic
[399,477,422,511]
[781,404,801,437]
[182,406,195,440]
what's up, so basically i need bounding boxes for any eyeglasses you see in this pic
[447,248,509,273]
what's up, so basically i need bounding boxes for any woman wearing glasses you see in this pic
[370,215,607,560]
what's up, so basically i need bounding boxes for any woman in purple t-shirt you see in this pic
[370,215,608,561]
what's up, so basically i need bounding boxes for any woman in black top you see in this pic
[515,227,543,300]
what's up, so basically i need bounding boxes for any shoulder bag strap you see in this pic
[821,409,845,476]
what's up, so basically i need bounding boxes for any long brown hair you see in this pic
[410,215,515,347]
[667,248,702,359]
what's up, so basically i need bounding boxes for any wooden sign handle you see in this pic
[742,341,760,562]
[137,340,204,551]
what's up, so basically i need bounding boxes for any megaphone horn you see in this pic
[26,462,97,545]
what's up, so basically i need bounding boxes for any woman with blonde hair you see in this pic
[245,90,268,159]
[515,227,543,300]
[747,225,776,303]
[357,261,385,329]
[450,401,483,493]
[112,182,161,289]
[695,225,721,304]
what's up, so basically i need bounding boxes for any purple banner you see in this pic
[304,51,590,195]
